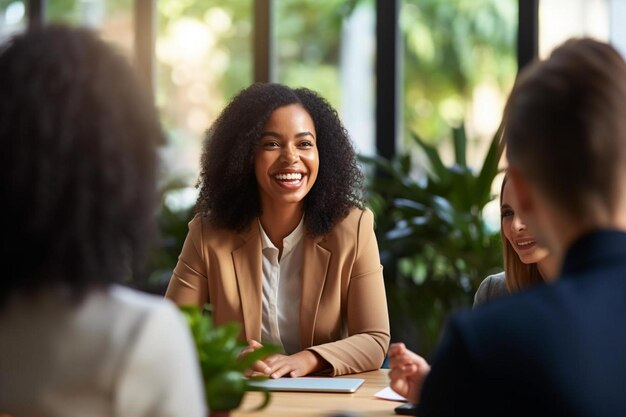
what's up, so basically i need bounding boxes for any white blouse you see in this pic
[259,217,305,355]
[0,285,206,417]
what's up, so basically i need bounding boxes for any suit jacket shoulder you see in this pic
[319,207,371,245]
[189,208,371,249]
[420,231,626,416]
[187,214,245,250]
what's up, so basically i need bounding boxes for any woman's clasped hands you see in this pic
[241,340,326,379]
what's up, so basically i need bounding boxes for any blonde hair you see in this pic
[500,175,543,292]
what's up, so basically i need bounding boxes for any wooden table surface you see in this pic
[232,369,401,417]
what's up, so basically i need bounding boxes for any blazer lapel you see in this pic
[232,224,263,341]
[299,235,331,347]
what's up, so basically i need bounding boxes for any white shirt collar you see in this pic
[258,216,305,258]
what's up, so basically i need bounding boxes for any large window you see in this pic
[0,0,26,40]
[276,0,376,156]
[401,0,517,166]
[6,0,617,347]
[156,1,252,184]
[539,0,609,58]
[47,0,134,57]
[539,0,626,59]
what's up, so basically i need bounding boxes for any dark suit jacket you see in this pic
[416,230,626,416]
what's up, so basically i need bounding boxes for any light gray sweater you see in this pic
[473,272,509,308]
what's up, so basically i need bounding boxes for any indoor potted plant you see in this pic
[180,305,280,416]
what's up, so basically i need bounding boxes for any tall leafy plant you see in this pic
[361,124,504,356]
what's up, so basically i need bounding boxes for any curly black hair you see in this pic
[0,26,163,307]
[197,83,364,236]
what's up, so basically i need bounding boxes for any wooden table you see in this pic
[232,369,401,417]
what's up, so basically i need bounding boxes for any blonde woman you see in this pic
[473,174,558,307]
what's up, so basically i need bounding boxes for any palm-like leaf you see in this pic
[362,125,503,356]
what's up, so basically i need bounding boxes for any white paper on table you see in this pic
[373,386,407,402]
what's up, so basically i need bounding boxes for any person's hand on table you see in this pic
[263,350,329,378]
[240,340,329,378]
[240,339,272,377]
[388,342,431,404]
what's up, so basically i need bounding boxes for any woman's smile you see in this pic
[271,170,306,189]
[514,238,537,251]
[501,181,550,264]
[255,104,319,208]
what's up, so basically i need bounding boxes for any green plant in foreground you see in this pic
[180,305,281,413]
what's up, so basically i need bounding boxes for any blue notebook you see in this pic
[247,377,365,393]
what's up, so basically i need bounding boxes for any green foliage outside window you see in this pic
[402,0,516,142]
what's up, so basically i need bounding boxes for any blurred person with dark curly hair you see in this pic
[0,26,205,417]
[166,83,390,377]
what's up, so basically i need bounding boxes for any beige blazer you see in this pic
[165,208,390,376]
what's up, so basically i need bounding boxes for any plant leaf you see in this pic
[410,132,450,183]
[476,123,504,205]
[452,123,467,167]
[238,344,282,371]
[243,386,273,411]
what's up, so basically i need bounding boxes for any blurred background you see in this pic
[1,0,624,356]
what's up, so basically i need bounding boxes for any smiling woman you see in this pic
[473,173,560,307]
[255,104,319,223]
[165,83,390,378]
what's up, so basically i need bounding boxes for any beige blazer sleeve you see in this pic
[165,218,209,307]
[306,208,390,375]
